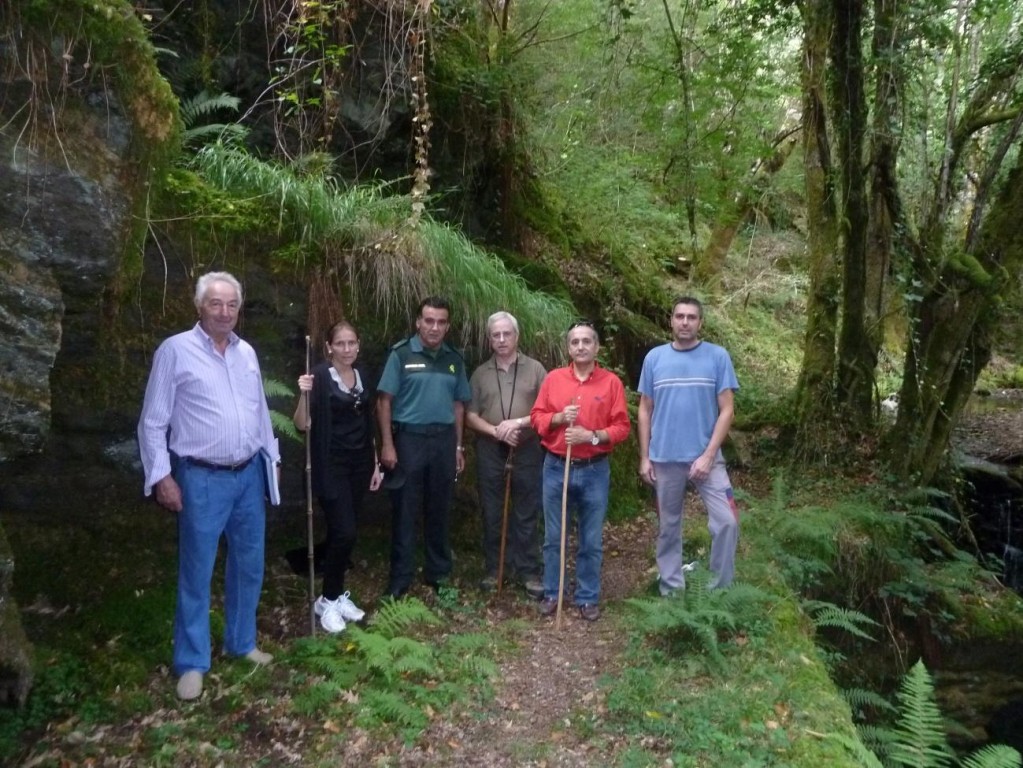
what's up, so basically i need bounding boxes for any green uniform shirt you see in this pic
[378,334,471,425]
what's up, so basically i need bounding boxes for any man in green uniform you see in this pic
[377,297,472,597]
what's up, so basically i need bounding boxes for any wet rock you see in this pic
[0,75,136,463]
[988,698,1023,754]
[0,524,32,708]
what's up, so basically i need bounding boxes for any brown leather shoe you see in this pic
[578,604,600,622]
[539,597,558,616]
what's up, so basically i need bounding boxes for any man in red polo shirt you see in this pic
[530,321,631,621]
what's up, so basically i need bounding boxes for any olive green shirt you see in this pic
[468,352,546,445]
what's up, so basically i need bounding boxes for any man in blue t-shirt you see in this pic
[637,296,740,592]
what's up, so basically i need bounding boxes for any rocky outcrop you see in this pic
[0,1,179,707]
[0,89,135,461]
[0,3,178,463]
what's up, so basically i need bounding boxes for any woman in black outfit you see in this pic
[294,321,383,633]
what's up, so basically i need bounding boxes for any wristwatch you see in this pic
[590,430,600,446]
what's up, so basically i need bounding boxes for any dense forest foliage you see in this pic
[132,0,1023,483]
[2,1,1023,764]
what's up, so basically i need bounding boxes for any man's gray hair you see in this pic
[486,311,520,335]
[194,271,243,309]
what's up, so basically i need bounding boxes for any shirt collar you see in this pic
[192,322,238,348]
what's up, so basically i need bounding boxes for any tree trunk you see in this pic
[864,0,904,397]
[831,0,874,429]
[888,151,1023,483]
[695,131,799,287]
[789,0,841,459]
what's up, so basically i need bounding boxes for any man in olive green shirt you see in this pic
[466,311,546,598]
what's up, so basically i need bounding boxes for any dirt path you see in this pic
[388,515,658,767]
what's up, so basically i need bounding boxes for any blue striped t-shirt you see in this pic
[637,341,739,462]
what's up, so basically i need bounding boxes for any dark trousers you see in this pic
[319,456,372,599]
[388,426,457,591]
[476,438,543,580]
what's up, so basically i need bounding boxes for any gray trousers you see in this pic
[654,460,739,592]
[475,438,543,580]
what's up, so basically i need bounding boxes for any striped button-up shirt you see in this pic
[138,323,279,496]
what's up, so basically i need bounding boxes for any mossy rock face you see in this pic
[0,524,32,708]
[0,0,178,461]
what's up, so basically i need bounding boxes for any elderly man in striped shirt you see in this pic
[138,271,280,701]
[637,296,740,594]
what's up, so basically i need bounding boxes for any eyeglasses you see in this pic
[568,320,595,331]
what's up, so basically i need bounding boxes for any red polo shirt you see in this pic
[530,363,631,460]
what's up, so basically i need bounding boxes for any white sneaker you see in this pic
[317,597,347,633]
[337,591,365,622]
[314,593,365,622]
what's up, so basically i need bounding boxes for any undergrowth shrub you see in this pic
[625,569,776,675]
[288,597,499,743]
[830,661,1022,768]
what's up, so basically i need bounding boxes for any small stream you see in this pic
[940,389,1023,754]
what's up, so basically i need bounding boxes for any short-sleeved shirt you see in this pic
[469,352,546,447]
[637,340,739,463]
[377,334,471,425]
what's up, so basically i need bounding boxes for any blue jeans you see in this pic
[541,453,610,605]
[173,458,266,675]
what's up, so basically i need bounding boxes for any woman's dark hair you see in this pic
[325,320,359,345]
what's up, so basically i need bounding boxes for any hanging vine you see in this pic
[408,0,433,225]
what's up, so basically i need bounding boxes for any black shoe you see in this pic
[425,577,451,593]
[521,577,545,600]
[539,597,558,616]
[479,575,498,592]
[578,604,600,622]
[384,584,408,600]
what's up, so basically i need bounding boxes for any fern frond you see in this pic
[182,123,248,146]
[457,655,499,681]
[889,660,954,768]
[291,678,348,716]
[857,723,898,757]
[368,597,441,639]
[841,687,896,717]
[358,689,428,729]
[270,410,301,443]
[960,744,1023,768]
[825,732,885,767]
[804,600,879,642]
[443,632,492,654]
[262,377,295,399]
[180,90,241,125]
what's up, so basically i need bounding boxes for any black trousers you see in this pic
[319,453,372,599]
[388,426,456,591]
[475,438,543,580]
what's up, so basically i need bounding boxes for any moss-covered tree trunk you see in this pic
[887,149,1023,483]
[864,0,904,395]
[831,0,874,430]
[789,0,841,459]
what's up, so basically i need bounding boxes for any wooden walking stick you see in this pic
[556,399,578,630]
[555,439,572,629]
[304,335,317,635]
[496,448,515,596]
